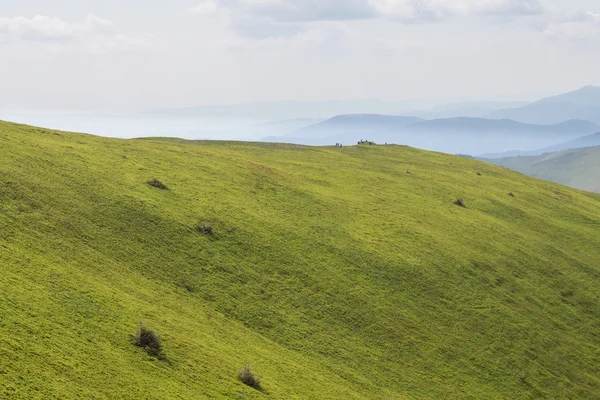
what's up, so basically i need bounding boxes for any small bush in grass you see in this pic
[454,198,466,208]
[134,322,164,359]
[196,222,213,234]
[508,192,515,197]
[238,366,261,390]
[147,178,169,190]
[176,281,195,292]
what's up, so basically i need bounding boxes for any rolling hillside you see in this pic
[483,145,600,193]
[1,120,600,399]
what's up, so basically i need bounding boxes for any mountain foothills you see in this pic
[1,121,600,399]
[484,145,600,194]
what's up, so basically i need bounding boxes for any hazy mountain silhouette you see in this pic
[488,86,600,124]
[411,101,528,119]
[479,132,600,158]
[295,114,424,138]
[404,117,598,135]
[535,85,600,106]
[247,118,324,136]
[263,116,599,155]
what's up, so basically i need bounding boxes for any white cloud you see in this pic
[0,14,158,52]
[231,16,304,38]
[0,14,116,42]
[370,0,544,22]
[250,0,378,22]
[474,0,544,16]
[191,0,377,20]
[190,0,550,38]
[189,0,221,15]
[539,9,600,40]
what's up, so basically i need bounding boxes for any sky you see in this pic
[1,0,600,112]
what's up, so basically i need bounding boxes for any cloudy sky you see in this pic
[1,0,599,112]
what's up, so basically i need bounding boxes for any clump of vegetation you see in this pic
[476,172,482,176]
[176,280,195,292]
[357,140,376,145]
[147,178,169,190]
[508,192,515,197]
[133,322,165,359]
[196,222,213,234]
[454,198,466,207]
[238,366,261,390]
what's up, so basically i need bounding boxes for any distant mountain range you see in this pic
[263,115,600,155]
[482,145,600,193]
[294,114,424,137]
[410,101,529,119]
[405,117,597,135]
[488,86,600,125]
[479,132,600,158]
[536,85,600,106]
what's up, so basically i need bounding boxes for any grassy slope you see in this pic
[484,146,600,193]
[1,121,600,399]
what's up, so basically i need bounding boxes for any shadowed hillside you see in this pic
[1,121,600,399]
[483,145,600,193]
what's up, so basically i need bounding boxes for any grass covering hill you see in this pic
[1,120,600,399]
[484,145,600,193]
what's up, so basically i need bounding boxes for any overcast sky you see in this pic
[1,0,599,112]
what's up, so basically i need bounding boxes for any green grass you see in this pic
[483,145,600,193]
[1,120,600,399]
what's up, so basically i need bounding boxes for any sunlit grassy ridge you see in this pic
[1,120,600,399]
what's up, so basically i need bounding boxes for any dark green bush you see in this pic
[147,178,169,190]
[238,366,261,390]
[454,198,466,208]
[196,222,213,234]
[134,323,164,359]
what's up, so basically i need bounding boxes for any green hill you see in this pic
[483,146,600,193]
[1,120,600,399]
